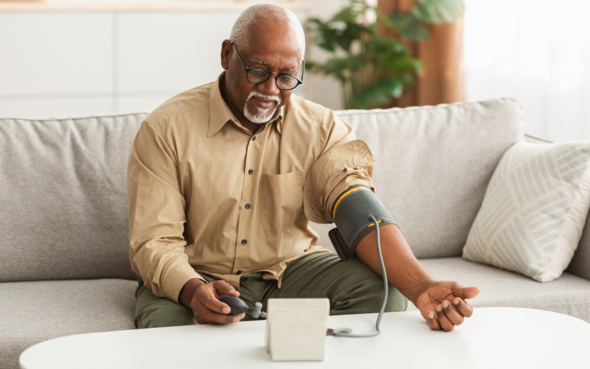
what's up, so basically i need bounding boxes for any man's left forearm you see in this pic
[355,224,436,306]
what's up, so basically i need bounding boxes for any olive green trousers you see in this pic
[134,253,408,328]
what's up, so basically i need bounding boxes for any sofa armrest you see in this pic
[566,207,590,282]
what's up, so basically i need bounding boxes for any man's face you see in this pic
[221,22,303,125]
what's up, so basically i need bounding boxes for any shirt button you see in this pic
[236,270,242,275]
[252,136,256,141]
[241,239,247,245]
[245,204,251,209]
[248,169,254,175]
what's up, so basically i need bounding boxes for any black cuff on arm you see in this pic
[329,185,397,260]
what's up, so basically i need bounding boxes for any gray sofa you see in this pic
[1,98,589,369]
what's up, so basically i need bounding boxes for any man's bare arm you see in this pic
[355,224,435,306]
[356,224,480,331]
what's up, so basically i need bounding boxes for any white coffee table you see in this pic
[19,307,590,369]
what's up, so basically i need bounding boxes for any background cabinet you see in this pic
[0,5,309,118]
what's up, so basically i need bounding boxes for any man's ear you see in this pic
[220,39,232,70]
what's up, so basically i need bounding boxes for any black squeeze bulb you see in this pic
[218,295,266,318]
[218,295,250,315]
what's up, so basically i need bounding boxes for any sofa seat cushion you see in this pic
[407,257,590,323]
[0,279,137,369]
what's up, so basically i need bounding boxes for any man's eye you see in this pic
[279,75,294,84]
[250,69,268,78]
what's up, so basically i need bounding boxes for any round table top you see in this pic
[20,307,590,369]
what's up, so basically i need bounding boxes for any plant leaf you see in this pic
[352,78,404,109]
[391,12,430,41]
[413,0,465,24]
[306,18,337,52]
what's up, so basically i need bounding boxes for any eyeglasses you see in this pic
[229,41,304,91]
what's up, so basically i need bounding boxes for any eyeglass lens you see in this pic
[247,69,299,90]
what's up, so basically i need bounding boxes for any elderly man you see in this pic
[127,4,479,332]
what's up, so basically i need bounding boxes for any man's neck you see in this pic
[219,79,261,135]
[242,120,262,135]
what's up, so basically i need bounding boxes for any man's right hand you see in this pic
[179,278,245,324]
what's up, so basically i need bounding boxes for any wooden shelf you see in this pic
[0,1,311,12]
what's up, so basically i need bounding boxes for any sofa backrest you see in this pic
[0,113,147,282]
[309,98,524,258]
[0,98,529,282]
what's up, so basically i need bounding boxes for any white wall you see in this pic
[464,0,590,141]
[0,0,345,118]
[299,0,344,110]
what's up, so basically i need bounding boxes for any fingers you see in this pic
[437,300,470,331]
[191,282,246,324]
[425,310,441,330]
[213,280,240,297]
[452,298,474,318]
[462,286,480,300]
[423,281,479,332]
[428,299,472,332]
[195,294,245,324]
[195,309,245,324]
[451,283,480,300]
[203,289,232,314]
[426,306,459,332]
[197,298,245,324]
[442,300,464,325]
[207,281,240,313]
[435,304,456,331]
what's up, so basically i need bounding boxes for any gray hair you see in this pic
[229,4,306,59]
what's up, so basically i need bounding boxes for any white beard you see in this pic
[244,91,281,124]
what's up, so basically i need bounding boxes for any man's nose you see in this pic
[257,75,281,97]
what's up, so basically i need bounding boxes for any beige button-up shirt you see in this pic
[127,73,376,303]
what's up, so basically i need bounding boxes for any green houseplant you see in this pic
[306,0,464,109]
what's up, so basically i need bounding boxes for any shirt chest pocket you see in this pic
[261,171,304,235]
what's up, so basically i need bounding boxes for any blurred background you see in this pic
[0,0,588,142]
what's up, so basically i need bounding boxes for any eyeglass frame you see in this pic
[229,40,304,91]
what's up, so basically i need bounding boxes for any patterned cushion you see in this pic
[463,141,590,282]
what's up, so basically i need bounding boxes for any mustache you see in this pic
[247,91,281,104]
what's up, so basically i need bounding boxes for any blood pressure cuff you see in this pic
[329,185,397,260]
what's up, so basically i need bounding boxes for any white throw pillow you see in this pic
[463,140,590,282]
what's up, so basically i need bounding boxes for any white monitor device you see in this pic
[265,298,330,361]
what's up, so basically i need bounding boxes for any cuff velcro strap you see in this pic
[330,185,396,259]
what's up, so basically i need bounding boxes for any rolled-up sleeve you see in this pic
[303,112,376,224]
[127,121,203,303]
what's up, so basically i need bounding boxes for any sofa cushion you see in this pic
[0,113,147,282]
[406,257,590,323]
[463,140,590,282]
[322,98,524,258]
[522,134,590,282]
[0,279,137,369]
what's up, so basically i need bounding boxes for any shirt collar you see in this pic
[208,72,285,137]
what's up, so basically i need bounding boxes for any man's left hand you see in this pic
[416,281,480,332]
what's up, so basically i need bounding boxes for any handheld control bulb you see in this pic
[218,295,267,318]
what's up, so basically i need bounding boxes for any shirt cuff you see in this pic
[163,263,205,303]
